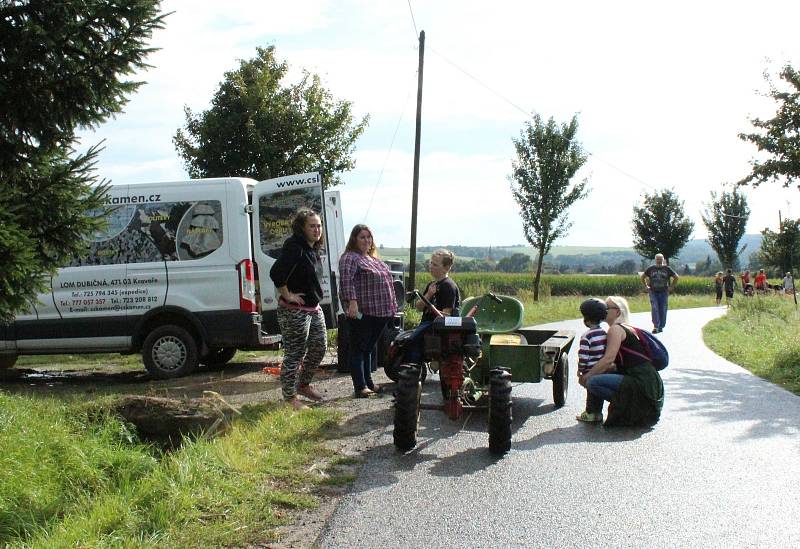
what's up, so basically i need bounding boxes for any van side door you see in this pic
[252,172,336,330]
[18,189,131,352]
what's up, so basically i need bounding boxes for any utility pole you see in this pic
[408,30,425,293]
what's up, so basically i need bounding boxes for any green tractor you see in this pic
[391,292,575,455]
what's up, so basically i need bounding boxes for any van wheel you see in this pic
[202,347,237,370]
[0,354,18,369]
[143,325,199,379]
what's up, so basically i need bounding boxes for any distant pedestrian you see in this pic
[714,271,723,306]
[576,298,608,423]
[754,269,767,293]
[722,268,737,307]
[641,253,679,333]
[740,270,751,288]
[784,272,795,295]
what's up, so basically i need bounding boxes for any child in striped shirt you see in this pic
[576,298,608,423]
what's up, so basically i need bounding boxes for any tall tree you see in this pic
[174,46,368,188]
[631,189,694,263]
[701,188,750,269]
[509,114,589,300]
[738,64,800,189]
[758,219,800,275]
[0,1,165,321]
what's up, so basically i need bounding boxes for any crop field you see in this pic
[410,272,714,298]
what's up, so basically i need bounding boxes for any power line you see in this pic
[406,0,418,38]
[363,77,415,221]
[426,43,660,193]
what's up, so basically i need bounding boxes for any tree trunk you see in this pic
[533,246,546,301]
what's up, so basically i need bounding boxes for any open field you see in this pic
[704,294,800,395]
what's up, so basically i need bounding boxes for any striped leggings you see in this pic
[276,307,328,399]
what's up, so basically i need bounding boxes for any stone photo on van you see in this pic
[71,201,223,267]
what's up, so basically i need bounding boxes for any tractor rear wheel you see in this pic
[552,354,569,408]
[393,365,422,452]
[488,368,512,455]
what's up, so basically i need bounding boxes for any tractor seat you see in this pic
[489,333,527,345]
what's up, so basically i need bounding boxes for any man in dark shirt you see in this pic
[641,253,679,333]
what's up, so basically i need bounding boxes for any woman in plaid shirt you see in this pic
[338,224,398,398]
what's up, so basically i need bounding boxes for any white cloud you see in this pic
[78,0,800,250]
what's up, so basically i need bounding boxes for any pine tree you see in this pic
[0,1,166,320]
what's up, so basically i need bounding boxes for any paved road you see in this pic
[319,307,800,548]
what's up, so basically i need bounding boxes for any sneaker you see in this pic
[576,411,603,423]
[297,384,323,401]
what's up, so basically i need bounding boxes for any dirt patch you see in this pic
[1,355,396,549]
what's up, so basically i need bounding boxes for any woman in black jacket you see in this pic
[269,209,327,410]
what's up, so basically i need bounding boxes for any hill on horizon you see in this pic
[379,234,762,266]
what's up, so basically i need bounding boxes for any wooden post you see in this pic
[408,30,425,294]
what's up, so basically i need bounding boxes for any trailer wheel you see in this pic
[143,325,199,379]
[201,347,237,370]
[552,354,569,408]
[488,368,512,455]
[393,365,422,452]
[0,354,17,369]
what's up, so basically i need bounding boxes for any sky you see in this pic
[76,0,800,250]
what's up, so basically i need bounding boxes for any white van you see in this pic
[0,172,345,378]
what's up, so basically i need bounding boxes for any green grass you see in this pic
[703,295,800,395]
[0,395,341,547]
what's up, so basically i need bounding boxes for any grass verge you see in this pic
[703,295,800,395]
[0,395,341,547]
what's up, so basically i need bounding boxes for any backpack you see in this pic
[618,326,669,371]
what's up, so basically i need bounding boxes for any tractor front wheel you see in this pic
[552,354,569,408]
[488,368,512,455]
[393,365,422,452]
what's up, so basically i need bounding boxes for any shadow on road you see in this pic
[667,367,798,439]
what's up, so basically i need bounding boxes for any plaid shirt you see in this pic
[338,251,397,318]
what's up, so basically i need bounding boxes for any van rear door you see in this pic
[251,172,337,330]
[323,190,345,317]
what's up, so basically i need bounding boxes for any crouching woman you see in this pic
[578,296,664,427]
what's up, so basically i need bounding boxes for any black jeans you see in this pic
[348,314,389,392]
